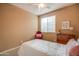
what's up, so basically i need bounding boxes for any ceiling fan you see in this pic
[32,3,50,10]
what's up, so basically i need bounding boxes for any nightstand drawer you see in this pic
[57,34,75,44]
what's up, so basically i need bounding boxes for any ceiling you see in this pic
[11,3,74,15]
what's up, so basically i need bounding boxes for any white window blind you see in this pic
[41,16,56,32]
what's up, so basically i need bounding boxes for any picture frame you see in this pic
[62,20,70,29]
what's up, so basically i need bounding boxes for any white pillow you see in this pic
[77,38,79,43]
[67,39,78,49]
[67,39,77,45]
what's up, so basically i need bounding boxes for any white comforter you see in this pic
[18,39,79,56]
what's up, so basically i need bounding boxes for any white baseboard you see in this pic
[0,46,20,54]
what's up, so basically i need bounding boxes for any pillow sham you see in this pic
[66,39,79,55]
[69,45,79,56]
[77,38,79,43]
[67,39,77,45]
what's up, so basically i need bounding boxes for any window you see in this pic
[41,16,56,32]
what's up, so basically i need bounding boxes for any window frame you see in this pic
[40,16,56,33]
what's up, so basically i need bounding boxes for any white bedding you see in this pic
[18,39,79,56]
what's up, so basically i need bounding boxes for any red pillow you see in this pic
[69,45,79,56]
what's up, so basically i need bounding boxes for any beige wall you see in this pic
[0,4,38,52]
[39,4,79,42]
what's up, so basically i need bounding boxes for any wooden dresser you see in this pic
[57,33,76,44]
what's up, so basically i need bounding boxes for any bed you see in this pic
[18,39,79,56]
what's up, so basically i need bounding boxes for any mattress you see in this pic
[18,39,67,56]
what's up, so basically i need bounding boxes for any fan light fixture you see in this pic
[38,3,46,8]
[32,3,47,11]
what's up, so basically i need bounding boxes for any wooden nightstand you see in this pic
[57,33,76,44]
